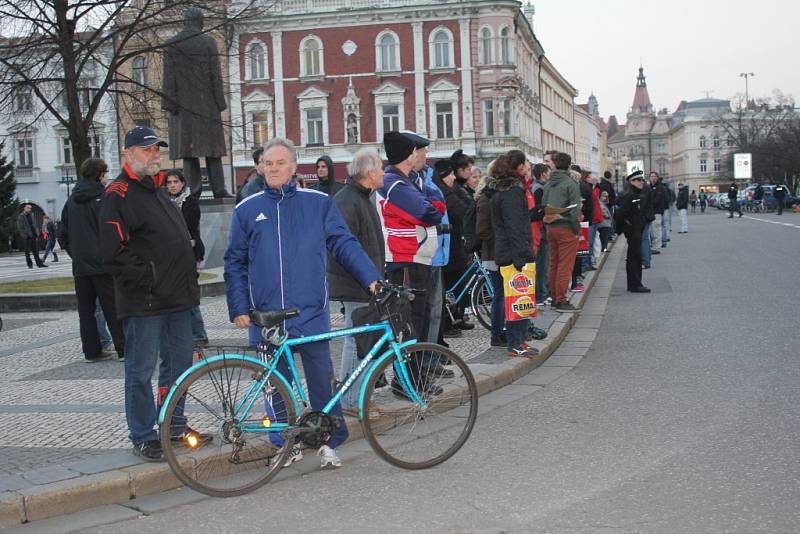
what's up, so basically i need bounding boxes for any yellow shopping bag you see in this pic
[500,263,537,321]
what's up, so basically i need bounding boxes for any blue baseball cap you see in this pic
[124,126,168,149]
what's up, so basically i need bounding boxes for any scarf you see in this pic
[170,185,192,209]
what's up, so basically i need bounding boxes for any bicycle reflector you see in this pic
[262,416,271,428]
[184,431,201,449]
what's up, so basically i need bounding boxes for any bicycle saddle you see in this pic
[249,308,300,328]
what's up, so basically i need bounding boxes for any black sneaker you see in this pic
[132,439,164,462]
[391,379,444,400]
[454,320,475,331]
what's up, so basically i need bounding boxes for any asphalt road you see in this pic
[82,210,800,534]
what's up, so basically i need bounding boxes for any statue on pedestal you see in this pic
[162,8,231,198]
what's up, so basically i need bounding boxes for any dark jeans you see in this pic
[190,306,208,342]
[535,228,549,302]
[42,238,58,262]
[386,263,431,341]
[505,319,529,351]
[442,267,467,330]
[123,311,193,445]
[598,227,612,252]
[625,229,643,290]
[23,236,44,268]
[74,274,124,359]
[729,201,742,216]
[489,269,505,339]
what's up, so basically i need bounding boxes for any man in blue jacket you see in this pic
[224,137,381,470]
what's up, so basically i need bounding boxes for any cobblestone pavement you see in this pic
[0,293,559,486]
[0,253,74,283]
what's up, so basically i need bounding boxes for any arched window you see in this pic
[712,134,720,148]
[247,42,266,80]
[300,36,323,76]
[699,135,707,148]
[132,56,146,89]
[376,31,400,72]
[430,29,453,69]
[500,27,511,64]
[479,27,493,65]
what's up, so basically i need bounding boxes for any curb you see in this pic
[0,243,617,529]
[0,278,226,313]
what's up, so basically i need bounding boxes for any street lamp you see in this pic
[739,72,755,106]
[60,173,76,199]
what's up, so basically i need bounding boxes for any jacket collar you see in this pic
[122,163,165,190]
[346,176,372,196]
[265,177,297,198]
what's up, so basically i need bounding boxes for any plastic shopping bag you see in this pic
[500,263,537,321]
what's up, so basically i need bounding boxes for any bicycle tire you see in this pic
[362,343,478,470]
[470,276,492,331]
[160,357,298,497]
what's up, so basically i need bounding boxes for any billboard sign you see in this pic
[734,153,752,179]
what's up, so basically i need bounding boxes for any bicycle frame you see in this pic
[445,253,494,307]
[158,320,421,436]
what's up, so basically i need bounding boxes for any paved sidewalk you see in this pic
[0,255,73,283]
[0,240,619,529]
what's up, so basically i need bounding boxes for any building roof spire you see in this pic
[632,65,653,113]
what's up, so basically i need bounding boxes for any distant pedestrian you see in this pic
[774,184,787,215]
[598,191,613,252]
[238,147,266,201]
[16,204,46,268]
[727,181,742,218]
[648,171,668,250]
[165,169,209,347]
[542,152,582,311]
[41,215,59,262]
[60,158,125,363]
[676,182,690,233]
[699,189,708,213]
[689,190,697,213]
[311,155,343,196]
[639,177,656,269]
[617,171,650,293]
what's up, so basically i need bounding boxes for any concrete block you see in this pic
[63,451,141,475]
[564,328,599,342]
[0,475,32,493]
[0,492,25,528]
[514,366,573,386]
[19,470,131,523]
[21,466,80,486]
[541,354,584,367]
[552,345,589,357]
[123,461,183,499]
[125,486,206,516]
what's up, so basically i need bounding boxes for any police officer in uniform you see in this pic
[727,181,742,218]
[617,171,650,293]
[774,184,787,215]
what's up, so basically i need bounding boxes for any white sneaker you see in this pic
[317,445,342,469]
[274,444,302,467]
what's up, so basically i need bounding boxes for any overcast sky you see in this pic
[533,0,799,122]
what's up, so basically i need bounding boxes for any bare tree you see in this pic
[0,0,268,173]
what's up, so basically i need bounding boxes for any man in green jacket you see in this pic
[542,152,582,311]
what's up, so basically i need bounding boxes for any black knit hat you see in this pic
[383,131,416,165]
[434,159,453,180]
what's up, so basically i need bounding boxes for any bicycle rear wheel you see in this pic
[470,276,492,330]
[362,343,478,470]
[160,355,298,497]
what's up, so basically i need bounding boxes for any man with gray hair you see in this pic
[225,138,381,469]
[327,148,385,418]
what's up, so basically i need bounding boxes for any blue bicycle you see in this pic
[446,253,494,330]
[158,282,478,497]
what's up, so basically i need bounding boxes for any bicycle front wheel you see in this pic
[470,276,492,330]
[160,355,298,497]
[362,343,478,470]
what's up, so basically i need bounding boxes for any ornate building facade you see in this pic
[227,0,547,180]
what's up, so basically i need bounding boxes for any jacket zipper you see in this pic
[276,187,286,326]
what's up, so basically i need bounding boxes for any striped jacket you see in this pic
[376,166,445,265]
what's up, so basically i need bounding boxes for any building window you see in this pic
[479,27,493,65]
[658,160,666,176]
[435,102,454,139]
[430,29,453,68]
[90,133,103,158]
[247,42,266,80]
[15,87,33,112]
[16,137,33,167]
[300,36,323,76]
[726,136,735,147]
[483,100,494,136]
[132,56,147,88]
[253,112,270,147]
[306,108,324,146]
[712,135,720,148]
[699,135,706,148]
[502,99,512,136]
[381,104,399,134]
[700,158,707,173]
[499,27,511,64]
[62,137,73,165]
[714,158,721,172]
[376,31,400,72]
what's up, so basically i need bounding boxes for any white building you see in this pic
[0,52,120,221]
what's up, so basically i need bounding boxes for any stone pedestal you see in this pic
[198,197,235,270]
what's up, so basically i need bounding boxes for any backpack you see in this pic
[461,201,481,254]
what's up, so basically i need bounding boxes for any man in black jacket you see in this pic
[312,155,344,196]
[648,171,668,249]
[676,182,690,233]
[328,148,385,417]
[60,158,125,363]
[99,126,205,462]
[617,171,650,293]
[727,181,742,218]
[16,204,46,268]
